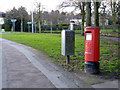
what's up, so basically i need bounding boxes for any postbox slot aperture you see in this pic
[85,31,91,33]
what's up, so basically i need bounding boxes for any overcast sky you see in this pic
[0,0,65,12]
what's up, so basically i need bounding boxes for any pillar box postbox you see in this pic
[85,27,100,74]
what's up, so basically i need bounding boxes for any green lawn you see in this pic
[2,33,120,79]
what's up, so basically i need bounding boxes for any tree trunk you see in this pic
[86,2,91,26]
[111,0,116,32]
[81,2,85,36]
[0,25,1,31]
[118,2,120,34]
[112,2,116,32]
[39,20,41,33]
[21,16,23,32]
[102,7,105,30]
[94,2,99,27]
[102,15,105,30]
[38,3,41,33]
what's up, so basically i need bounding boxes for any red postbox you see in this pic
[85,27,100,74]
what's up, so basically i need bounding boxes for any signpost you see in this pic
[11,19,17,32]
[27,22,35,24]
[27,22,36,33]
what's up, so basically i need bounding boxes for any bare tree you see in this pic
[59,0,86,36]
[35,2,42,33]
[110,0,116,32]
[99,2,106,29]
[5,7,29,31]
[50,10,60,24]
[18,6,28,32]
[81,2,85,36]
[94,1,100,27]
[110,0,119,32]
[111,1,116,32]
[118,1,120,31]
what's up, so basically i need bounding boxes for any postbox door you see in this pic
[94,29,100,62]
[85,32,94,62]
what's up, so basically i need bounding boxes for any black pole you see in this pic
[67,55,70,64]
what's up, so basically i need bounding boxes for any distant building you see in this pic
[70,18,86,27]
[0,12,6,31]
[0,12,6,18]
[0,12,6,24]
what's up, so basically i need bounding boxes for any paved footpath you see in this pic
[101,36,120,43]
[0,38,92,89]
[1,38,55,88]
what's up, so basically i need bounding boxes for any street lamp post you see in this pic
[35,22,37,33]
[32,5,34,33]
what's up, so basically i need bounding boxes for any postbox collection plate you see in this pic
[86,34,92,40]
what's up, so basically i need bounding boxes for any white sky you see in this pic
[0,0,65,13]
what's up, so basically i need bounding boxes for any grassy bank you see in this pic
[2,33,120,79]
